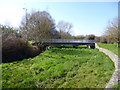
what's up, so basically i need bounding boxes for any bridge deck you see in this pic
[39,39,95,49]
[40,39,94,43]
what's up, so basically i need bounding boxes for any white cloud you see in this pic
[0,4,24,27]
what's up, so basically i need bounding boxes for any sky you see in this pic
[0,0,118,36]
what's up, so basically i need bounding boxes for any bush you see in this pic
[84,34,95,40]
[32,42,49,51]
[100,36,107,43]
[2,38,41,63]
[95,36,100,42]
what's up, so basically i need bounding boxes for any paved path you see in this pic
[95,43,120,88]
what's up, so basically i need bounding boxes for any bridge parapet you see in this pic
[39,39,94,43]
[36,39,95,49]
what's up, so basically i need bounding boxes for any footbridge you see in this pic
[39,39,95,49]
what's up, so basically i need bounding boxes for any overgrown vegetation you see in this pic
[97,43,118,56]
[2,48,115,88]
[1,25,41,63]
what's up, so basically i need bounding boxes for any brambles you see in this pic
[1,25,41,63]
[2,38,41,63]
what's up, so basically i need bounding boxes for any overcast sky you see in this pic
[0,0,118,36]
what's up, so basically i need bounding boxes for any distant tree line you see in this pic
[1,10,119,43]
[1,10,105,42]
[19,10,98,41]
[74,34,96,40]
[74,18,119,44]
[20,10,74,41]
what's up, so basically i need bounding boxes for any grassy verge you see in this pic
[2,48,115,88]
[97,43,119,56]
[111,84,120,88]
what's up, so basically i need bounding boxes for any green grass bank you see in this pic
[97,43,119,56]
[2,48,115,88]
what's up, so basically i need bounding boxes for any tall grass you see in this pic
[2,48,115,88]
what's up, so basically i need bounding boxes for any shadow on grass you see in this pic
[50,47,92,56]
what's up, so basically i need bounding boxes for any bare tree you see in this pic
[20,11,58,41]
[57,21,73,39]
[0,25,16,41]
[104,17,119,43]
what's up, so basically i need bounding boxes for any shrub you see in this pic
[84,34,95,40]
[2,38,41,63]
[32,42,48,51]
[100,36,107,43]
[95,36,100,42]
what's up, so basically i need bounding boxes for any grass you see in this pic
[28,41,35,45]
[58,45,73,48]
[111,84,120,90]
[1,48,115,88]
[97,43,119,56]
[54,45,87,48]
[111,84,120,88]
